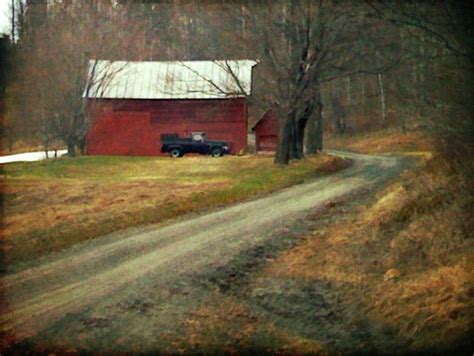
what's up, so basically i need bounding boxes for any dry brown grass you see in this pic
[181,294,326,354]
[262,154,473,351]
[2,179,220,239]
[1,153,349,265]
[326,128,433,155]
[370,263,472,348]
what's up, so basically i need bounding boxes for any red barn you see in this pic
[252,109,279,152]
[84,60,257,156]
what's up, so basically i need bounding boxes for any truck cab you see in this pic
[160,132,230,158]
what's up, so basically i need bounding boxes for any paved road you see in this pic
[0,150,68,164]
[0,151,404,346]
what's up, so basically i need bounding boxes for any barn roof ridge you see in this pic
[84,59,258,100]
[89,59,258,64]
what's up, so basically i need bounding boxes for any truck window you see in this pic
[191,132,207,142]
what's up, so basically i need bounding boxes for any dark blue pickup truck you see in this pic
[161,132,230,158]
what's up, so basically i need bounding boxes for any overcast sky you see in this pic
[0,0,11,36]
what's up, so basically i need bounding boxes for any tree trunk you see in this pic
[346,76,352,113]
[334,113,346,135]
[332,95,346,134]
[288,118,296,160]
[293,117,306,159]
[292,98,315,159]
[306,114,317,154]
[78,136,86,155]
[360,76,366,116]
[274,112,294,165]
[315,112,323,151]
[306,90,323,154]
[378,73,387,128]
[66,139,76,157]
[7,128,14,152]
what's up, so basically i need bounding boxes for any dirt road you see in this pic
[0,151,405,352]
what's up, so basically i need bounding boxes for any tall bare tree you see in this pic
[9,0,150,156]
[237,1,398,163]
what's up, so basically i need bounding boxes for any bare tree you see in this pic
[9,1,149,156]
[236,1,398,163]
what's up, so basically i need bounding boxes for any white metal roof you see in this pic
[84,59,258,100]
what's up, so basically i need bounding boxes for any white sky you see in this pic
[0,0,11,36]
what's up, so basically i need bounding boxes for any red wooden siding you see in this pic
[253,110,278,152]
[86,98,248,156]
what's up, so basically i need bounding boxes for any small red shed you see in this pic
[84,60,257,156]
[252,109,279,152]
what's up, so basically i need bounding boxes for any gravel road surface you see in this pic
[0,151,404,351]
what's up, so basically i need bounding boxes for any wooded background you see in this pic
[0,0,472,163]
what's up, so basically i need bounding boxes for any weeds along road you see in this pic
[1,151,405,346]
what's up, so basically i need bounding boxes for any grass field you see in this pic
[0,153,350,267]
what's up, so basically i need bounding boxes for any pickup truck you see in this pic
[161,132,231,158]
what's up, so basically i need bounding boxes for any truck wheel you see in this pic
[211,148,223,157]
[170,148,182,158]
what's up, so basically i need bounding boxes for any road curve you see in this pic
[0,151,403,341]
